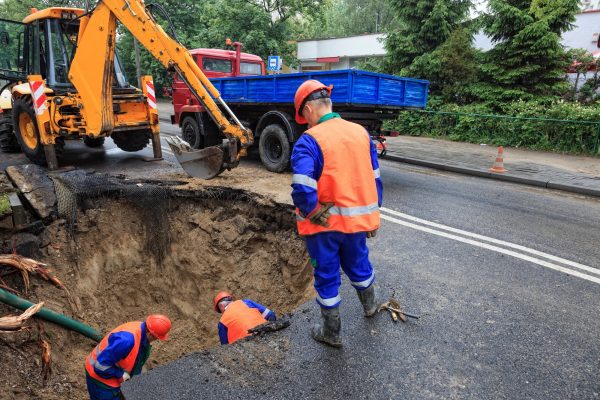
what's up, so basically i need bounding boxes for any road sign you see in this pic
[268,56,282,71]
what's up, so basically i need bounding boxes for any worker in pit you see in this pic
[84,314,172,400]
[290,80,383,348]
[214,291,276,345]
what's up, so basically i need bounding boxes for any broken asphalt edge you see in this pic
[384,154,600,198]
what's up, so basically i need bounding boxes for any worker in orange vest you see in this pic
[214,291,276,345]
[84,314,171,400]
[291,80,383,347]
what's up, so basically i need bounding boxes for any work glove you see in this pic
[308,202,335,227]
[366,229,378,239]
[121,372,131,382]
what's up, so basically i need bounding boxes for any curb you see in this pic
[384,154,600,198]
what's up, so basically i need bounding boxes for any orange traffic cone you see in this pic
[490,146,507,173]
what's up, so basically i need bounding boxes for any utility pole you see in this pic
[133,37,142,88]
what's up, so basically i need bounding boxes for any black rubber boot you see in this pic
[356,285,377,317]
[311,307,342,348]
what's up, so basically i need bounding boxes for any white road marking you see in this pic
[161,146,174,155]
[379,213,600,286]
[380,207,599,277]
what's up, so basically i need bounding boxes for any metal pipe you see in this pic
[0,288,103,342]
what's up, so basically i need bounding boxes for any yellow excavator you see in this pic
[0,1,252,179]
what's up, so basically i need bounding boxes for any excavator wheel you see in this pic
[111,130,151,152]
[12,97,64,165]
[0,112,20,153]
[83,136,106,148]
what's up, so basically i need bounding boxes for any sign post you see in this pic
[267,56,282,73]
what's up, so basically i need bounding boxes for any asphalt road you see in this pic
[123,158,600,399]
[2,126,599,399]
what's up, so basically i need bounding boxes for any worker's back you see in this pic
[219,300,266,344]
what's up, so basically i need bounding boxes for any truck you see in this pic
[170,45,429,172]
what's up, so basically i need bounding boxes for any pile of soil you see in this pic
[0,187,313,399]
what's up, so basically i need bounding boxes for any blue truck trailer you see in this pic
[171,63,429,172]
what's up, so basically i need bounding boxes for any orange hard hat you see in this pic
[146,314,171,341]
[294,80,333,125]
[214,291,233,312]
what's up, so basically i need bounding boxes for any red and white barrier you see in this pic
[145,80,157,110]
[29,80,48,116]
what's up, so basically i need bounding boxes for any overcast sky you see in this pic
[472,0,600,17]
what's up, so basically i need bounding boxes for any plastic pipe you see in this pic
[0,288,103,342]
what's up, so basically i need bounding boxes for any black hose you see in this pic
[146,3,179,42]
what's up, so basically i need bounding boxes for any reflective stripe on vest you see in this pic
[85,321,143,388]
[220,300,267,344]
[296,118,380,235]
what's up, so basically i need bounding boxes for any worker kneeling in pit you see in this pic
[214,291,276,345]
[84,314,171,400]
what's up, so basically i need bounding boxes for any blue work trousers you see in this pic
[86,374,122,400]
[305,231,375,308]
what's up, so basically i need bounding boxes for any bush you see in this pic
[389,99,600,155]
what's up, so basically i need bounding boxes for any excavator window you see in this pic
[0,18,28,82]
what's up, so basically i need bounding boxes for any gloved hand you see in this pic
[121,372,131,382]
[309,202,334,227]
[366,229,378,239]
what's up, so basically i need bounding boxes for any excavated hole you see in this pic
[70,191,314,365]
[7,186,315,399]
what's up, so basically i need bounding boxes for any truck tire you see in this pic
[12,97,64,165]
[111,130,150,152]
[0,112,20,153]
[83,136,105,148]
[259,124,290,172]
[181,116,203,149]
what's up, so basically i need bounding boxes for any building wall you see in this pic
[298,34,385,71]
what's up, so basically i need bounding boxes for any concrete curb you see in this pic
[385,154,600,198]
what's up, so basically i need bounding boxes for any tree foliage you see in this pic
[297,0,395,39]
[477,0,580,102]
[384,0,472,74]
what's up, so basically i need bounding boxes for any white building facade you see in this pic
[297,34,385,71]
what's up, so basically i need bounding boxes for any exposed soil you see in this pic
[0,186,313,399]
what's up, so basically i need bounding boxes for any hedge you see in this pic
[389,100,600,155]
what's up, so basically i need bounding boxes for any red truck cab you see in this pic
[171,47,265,126]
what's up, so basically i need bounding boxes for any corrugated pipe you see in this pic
[0,288,103,342]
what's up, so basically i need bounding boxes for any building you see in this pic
[296,33,385,72]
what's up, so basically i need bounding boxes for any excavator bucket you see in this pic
[165,136,224,179]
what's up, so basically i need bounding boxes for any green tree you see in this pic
[478,0,580,102]
[384,0,472,74]
[298,0,395,39]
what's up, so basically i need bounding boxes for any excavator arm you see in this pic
[69,0,252,178]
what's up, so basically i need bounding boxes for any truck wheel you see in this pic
[181,116,203,149]
[12,97,64,165]
[259,124,290,172]
[83,136,105,148]
[111,130,150,152]
[0,112,20,153]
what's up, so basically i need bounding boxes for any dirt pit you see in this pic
[0,185,313,399]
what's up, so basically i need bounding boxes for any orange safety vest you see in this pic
[295,118,380,236]
[220,300,267,344]
[85,321,143,388]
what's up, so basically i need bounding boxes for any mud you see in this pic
[0,186,313,399]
